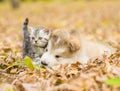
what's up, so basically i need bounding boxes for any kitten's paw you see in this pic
[33,57,41,64]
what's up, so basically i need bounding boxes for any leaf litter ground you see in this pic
[0,1,120,91]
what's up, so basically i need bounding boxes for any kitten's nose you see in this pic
[41,61,48,66]
[35,40,37,43]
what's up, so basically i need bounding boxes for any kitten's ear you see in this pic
[68,38,80,52]
[45,28,51,34]
[28,26,35,33]
[45,29,49,32]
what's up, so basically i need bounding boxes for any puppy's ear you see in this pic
[68,38,80,52]
[52,34,59,43]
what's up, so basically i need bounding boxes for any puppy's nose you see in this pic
[41,61,48,66]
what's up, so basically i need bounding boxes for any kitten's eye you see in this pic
[44,38,48,41]
[32,37,35,40]
[55,55,61,58]
[33,52,35,55]
[38,37,42,40]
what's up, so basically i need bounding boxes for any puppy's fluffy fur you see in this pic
[40,29,116,67]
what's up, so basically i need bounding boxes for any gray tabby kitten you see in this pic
[22,18,50,63]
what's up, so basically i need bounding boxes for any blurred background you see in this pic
[0,0,120,52]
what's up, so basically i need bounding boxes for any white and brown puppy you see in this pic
[40,29,116,67]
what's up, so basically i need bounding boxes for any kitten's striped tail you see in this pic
[24,18,29,26]
[23,18,29,39]
[23,18,30,58]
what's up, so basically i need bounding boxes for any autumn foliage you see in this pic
[0,1,120,91]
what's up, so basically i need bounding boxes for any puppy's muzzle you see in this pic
[41,61,48,66]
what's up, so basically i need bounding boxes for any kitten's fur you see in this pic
[22,18,50,63]
[28,26,50,59]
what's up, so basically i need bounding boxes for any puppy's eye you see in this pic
[45,48,48,52]
[38,37,42,40]
[55,55,61,58]
[32,37,35,40]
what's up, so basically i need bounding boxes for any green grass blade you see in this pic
[23,56,34,71]
[105,78,120,86]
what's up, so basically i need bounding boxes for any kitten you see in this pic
[28,26,50,58]
[22,18,51,64]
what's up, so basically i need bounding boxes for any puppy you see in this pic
[40,28,116,67]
